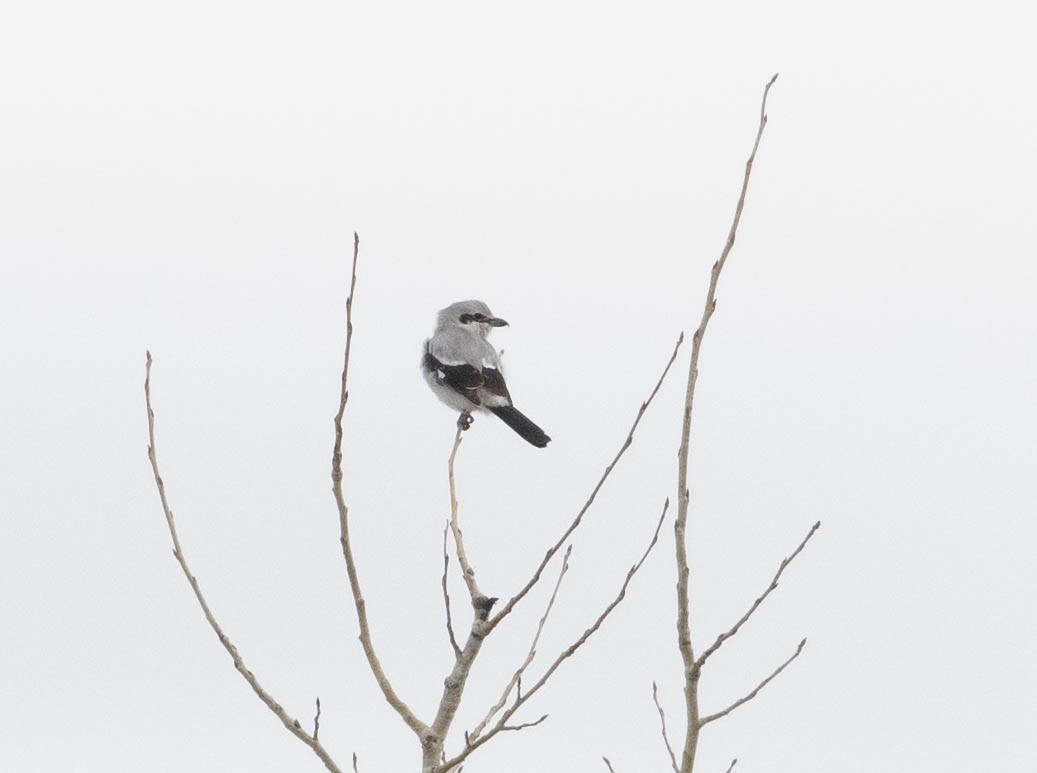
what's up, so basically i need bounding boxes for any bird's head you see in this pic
[438,300,509,337]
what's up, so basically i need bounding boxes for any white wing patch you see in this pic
[434,355,469,367]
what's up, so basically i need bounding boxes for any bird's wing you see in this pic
[427,329,512,408]
[424,344,486,406]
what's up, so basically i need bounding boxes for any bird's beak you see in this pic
[487,317,509,327]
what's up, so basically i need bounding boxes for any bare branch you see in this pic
[699,639,806,726]
[489,333,684,632]
[352,752,359,773]
[511,501,667,713]
[442,524,462,659]
[652,682,680,773]
[145,353,343,773]
[500,714,548,733]
[695,521,820,670]
[602,757,618,773]
[674,73,779,773]
[442,500,669,771]
[313,697,321,742]
[470,545,573,742]
[331,234,428,739]
[724,759,738,773]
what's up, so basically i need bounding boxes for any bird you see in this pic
[422,300,551,448]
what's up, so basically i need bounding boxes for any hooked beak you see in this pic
[487,317,509,327]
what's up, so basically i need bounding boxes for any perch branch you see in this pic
[145,353,342,773]
[447,428,488,604]
[674,73,778,773]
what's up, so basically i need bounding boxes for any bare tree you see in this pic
[145,77,816,773]
[146,233,685,771]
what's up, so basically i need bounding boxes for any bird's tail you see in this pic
[489,405,551,448]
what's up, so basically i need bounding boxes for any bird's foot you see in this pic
[457,411,474,431]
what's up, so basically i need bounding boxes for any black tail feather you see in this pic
[489,405,551,448]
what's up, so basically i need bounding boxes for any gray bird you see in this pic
[422,300,551,448]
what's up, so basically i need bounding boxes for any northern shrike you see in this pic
[422,300,551,448]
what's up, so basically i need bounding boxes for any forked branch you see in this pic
[470,545,573,743]
[673,73,781,773]
[698,639,806,727]
[695,521,820,671]
[425,430,498,770]
[441,500,669,772]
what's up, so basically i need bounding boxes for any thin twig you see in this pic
[313,697,321,741]
[695,521,820,670]
[442,524,462,658]
[500,714,548,733]
[145,353,343,773]
[674,73,779,773]
[352,752,359,773]
[441,499,669,771]
[724,759,738,773]
[489,333,684,632]
[602,757,618,773]
[699,639,806,726]
[470,545,573,742]
[331,233,428,739]
[652,682,680,773]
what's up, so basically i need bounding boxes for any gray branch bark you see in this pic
[673,74,782,773]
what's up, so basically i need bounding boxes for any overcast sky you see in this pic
[3,2,1036,771]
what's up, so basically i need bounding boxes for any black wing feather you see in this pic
[424,349,485,406]
[481,367,513,404]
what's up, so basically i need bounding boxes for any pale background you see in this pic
[2,1,1035,771]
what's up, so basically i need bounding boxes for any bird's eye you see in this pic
[459,313,473,323]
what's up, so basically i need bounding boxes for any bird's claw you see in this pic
[457,411,474,431]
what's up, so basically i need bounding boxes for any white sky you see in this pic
[2,1,1036,771]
